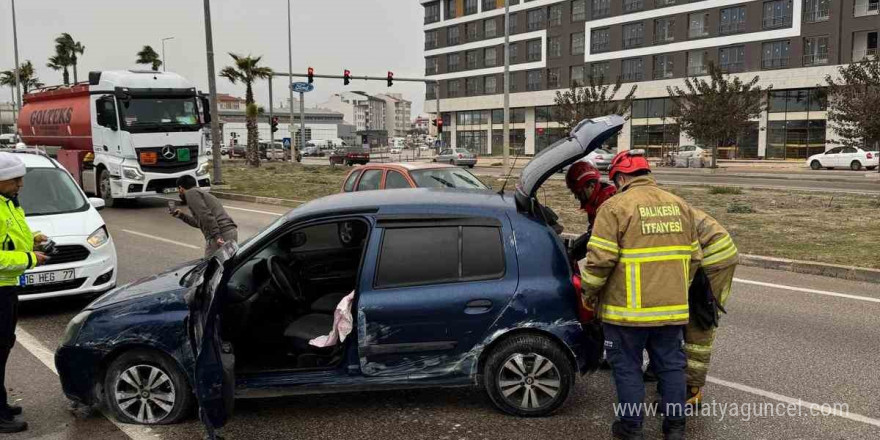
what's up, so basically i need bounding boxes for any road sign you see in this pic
[282,138,291,148]
[291,82,314,93]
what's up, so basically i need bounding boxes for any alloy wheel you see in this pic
[113,364,177,424]
[496,353,561,410]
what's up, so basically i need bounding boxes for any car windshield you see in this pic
[120,97,200,132]
[411,168,489,189]
[19,168,89,216]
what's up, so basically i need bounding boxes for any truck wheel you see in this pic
[104,349,193,425]
[99,169,117,208]
[483,334,573,417]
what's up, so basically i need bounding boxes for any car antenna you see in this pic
[497,152,521,195]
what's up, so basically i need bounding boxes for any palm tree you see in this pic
[219,54,272,167]
[55,33,85,84]
[47,46,73,86]
[2,61,45,96]
[136,46,162,71]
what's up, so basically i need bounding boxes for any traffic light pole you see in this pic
[268,78,275,157]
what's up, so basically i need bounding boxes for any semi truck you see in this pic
[17,70,212,206]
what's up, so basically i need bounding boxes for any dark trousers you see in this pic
[604,323,686,424]
[0,289,18,416]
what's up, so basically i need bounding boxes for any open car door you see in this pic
[186,243,238,434]
[515,115,624,215]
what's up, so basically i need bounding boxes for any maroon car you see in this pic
[329,147,370,166]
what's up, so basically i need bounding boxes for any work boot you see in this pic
[0,416,27,434]
[663,418,686,440]
[612,420,644,440]
[2,405,21,417]
[685,386,703,411]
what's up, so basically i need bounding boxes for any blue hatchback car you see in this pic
[55,116,624,429]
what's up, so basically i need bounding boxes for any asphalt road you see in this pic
[7,198,880,439]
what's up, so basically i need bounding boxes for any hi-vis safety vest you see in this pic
[580,175,702,327]
[0,195,37,287]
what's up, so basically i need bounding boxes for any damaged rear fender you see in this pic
[474,325,581,385]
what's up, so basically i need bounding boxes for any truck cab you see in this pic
[19,70,213,206]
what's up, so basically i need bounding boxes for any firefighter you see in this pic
[579,149,701,440]
[0,152,50,433]
[565,161,617,227]
[682,208,738,407]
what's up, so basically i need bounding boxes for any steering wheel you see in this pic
[267,256,302,304]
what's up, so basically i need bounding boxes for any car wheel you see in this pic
[99,168,117,208]
[468,164,475,169]
[104,349,193,425]
[449,159,455,166]
[483,334,573,417]
[868,166,877,171]
[851,161,862,171]
[810,160,821,170]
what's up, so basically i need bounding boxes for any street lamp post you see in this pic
[287,0,296,162]
[503,0,510,172]
[203,0,223,184]
[11,0,22,131]
[161,37,175,72]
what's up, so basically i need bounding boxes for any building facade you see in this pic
[422,0,879,158]
[217,101,355,147]
[320,92,391,146]
[378,93,414,137]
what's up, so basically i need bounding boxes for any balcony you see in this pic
[654,33,675,45]
[720,62,745,73]
[762,57,791,69]
[689,24,709,39]
[720,22,746,35]
[803,53,829,66]
[803,9,830,22]
[853,48,879,61]
[763,15,792,29]
[854,0,879,17]
[624,37,643,48]
[653,69,674,80]
[623,72,644,82]
[687,65,708,76]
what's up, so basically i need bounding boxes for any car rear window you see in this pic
[357,169,382,191]
[375,226,504,288]
[343,170,362,192]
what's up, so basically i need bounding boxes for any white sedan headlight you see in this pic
[122,166,145,181]
[87,226,109,248]
[196,162,210,176]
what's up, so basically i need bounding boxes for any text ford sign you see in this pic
[291,82,314,93]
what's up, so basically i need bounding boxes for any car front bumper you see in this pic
[55,345,105,405]
[455,158,478,166]
[19,237,117,301]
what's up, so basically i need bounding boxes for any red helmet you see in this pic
[608,149,650,181]
[566,161,601,192]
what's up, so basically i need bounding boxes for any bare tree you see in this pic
[554,74,637,133]
[667,62,766,168]
[824,59,880,153]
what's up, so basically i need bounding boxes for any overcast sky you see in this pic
[0,0,428,116]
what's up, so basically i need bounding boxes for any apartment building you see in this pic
[377,93,414,137]
[422,0,879,159]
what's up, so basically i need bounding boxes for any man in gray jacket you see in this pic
[171,175,238,257]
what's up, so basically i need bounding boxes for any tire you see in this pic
[868,166,877,171]
[449,159,455,166]
[851,161,862,171]
[468,164,475,169]
[98,168,117,208]
[483,334,574,417]
[104,349,193,425]
[810,160,821,170]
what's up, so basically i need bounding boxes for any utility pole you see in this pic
[161,37,175,72]
[203,0,223,184]
[502,0,511,172]
[11,0,22,132]
[299,92,306,158]
[287,0,296,162]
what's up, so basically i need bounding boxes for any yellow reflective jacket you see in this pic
[0,195,37,287]
[693,208,738,306]
[580,175,702,327]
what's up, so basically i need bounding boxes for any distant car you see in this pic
[229,144,246,158]
[807,146,878,171]
[220,146,229,156]
[389,147,402,155]
[673,145,708,159]
[340,163,489,192]
[434,148,477,168]
[561,148,615,173]
[329,147,370,166]
[13,150,117,301]
[302,146,324,157]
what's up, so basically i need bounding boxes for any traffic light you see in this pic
[343,69,351,86]
[387,71,394,87]
[307,67,314,84]
[436,118,443,134]
[271,116,279,133]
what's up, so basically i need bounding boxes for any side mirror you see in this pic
[89,198,106,211]
[200,96,212,126]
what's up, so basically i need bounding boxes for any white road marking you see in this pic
[120,229,202,250]
[659,180,880,195]
[224,205,284,216]
[734,278,880,304]
[707,376,880,428]
[14,326,165,440]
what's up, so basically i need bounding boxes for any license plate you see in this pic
[163,188,178,194]
[21,269,75,286]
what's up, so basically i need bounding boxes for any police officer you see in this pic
[565,161,617,227]
[0,152,49,433]
[580,150,701,440]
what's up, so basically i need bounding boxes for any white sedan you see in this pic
[15,151,117,300]
[807,146,879,171]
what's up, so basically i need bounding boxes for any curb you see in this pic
[212,191,305,207]
[738,254,880,284]
[651,170,880,183]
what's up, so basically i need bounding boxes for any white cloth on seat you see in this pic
[308,291,355,348]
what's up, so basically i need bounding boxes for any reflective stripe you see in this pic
[687,359,709,371]
[703,235,733,257]
[602,304,689,316]
[635,263,642,308]
[704,245,738,267]
[602,311,690,323]
[581,271,607,287]
[621,254,691,263]
[684,343,713,355]
[620,245,693,255]
[588,236,619,253]
[691,241,701,252]
[620,245,695,263]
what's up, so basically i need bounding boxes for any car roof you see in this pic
[5,151,56,169]
[357,162,460,172]
[289,188,515,221]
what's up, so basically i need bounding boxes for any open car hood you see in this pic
[515,115,624,211]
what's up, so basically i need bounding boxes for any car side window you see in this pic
[384,171,411,189]
[375,225,505,289]
[343,170,362,192]
[842,147,857,154]
[357,170,382,191]
[826,147,842,154]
